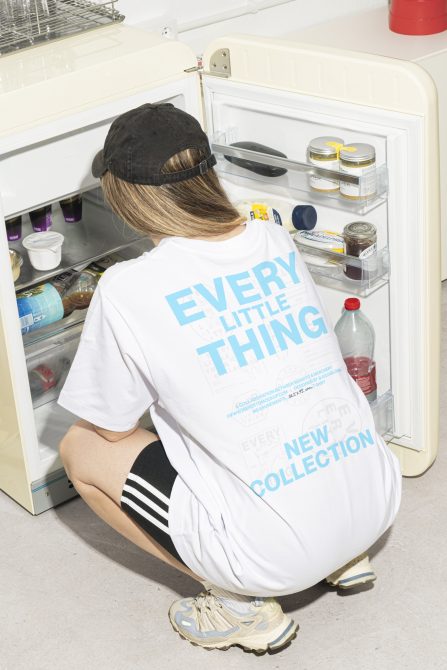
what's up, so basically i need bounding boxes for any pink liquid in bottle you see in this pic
[334,297,378,404]
[343,356,377,402]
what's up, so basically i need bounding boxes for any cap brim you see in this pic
[92,150,106,179]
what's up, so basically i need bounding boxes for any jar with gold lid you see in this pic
[339,143,376,199]
[307,136,345,192]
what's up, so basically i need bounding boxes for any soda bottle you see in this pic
[334,297,377,402]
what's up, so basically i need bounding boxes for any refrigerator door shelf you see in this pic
[370,390,394,441]
[294,240,390,298]
[212,142,388,217]
[10,195,151,293]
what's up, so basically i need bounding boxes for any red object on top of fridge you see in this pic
[389,0,447,35]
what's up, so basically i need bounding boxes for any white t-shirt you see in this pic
[58,220,401,596]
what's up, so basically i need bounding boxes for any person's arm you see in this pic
[93,423,139,442]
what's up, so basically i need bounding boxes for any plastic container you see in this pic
[16,283,64,334]
[22,231,64,271]
[389,0,447,35]
[29,205,52,232]
[60,194,83,223]
[6,215,22,241]
[29,357,71,402]
[294,229,344,253]
[334,297,377,403]
[235,198,295,230]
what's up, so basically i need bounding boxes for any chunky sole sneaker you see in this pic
[326,553,376,589]
[169,590,298,654]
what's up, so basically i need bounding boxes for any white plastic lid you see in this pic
[22,231,64,252]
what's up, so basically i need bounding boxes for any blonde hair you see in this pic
[101,147,244,239]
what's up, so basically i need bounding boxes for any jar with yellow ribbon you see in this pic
[339,143,376,200]
[307,136,345,192]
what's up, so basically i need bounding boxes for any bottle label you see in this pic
[340,163,376,197]
[249,203,283,226]
[17,283,64,334]
[309,157,339,191]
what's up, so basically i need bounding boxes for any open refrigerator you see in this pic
[0,24,440,514]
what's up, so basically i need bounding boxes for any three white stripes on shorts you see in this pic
[121,472,170,534]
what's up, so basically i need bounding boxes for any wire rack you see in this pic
[0,1,124,56]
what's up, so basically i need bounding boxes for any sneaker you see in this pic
[326,553,376,589]
[169,586,298,653]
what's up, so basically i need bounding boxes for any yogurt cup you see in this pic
[29,205,52,232]
[22,231,64,271]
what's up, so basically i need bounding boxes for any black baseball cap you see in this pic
[92,103,216,185]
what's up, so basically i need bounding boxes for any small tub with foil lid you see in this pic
[22,231,64,271]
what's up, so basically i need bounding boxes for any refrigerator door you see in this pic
[202,35,440,476]
[0,25,201,512]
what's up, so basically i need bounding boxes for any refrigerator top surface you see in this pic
[0,24,197,140]
[0,24,196,96]
[284,7,447,62]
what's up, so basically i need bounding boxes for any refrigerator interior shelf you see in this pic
[22,308,88,350]
[212,141,388,216]
[10,193,146,292]
[370,390,394,440]
[294,237,390,297]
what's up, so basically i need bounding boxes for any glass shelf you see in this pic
[20,237,153,349]
[212,140,388,216]
[22,308,88,350]
[370,390,394,440]
[293,236,389,297]
[10,190,152,292]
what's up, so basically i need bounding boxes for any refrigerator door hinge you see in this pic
[206,48,232,78]
[184,49,231,78]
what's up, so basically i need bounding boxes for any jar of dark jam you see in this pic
[343,221,377,281]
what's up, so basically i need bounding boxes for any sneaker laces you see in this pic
[193,590,242,632]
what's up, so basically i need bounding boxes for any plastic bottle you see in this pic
[236,199,317,232]
[334,297,377,402]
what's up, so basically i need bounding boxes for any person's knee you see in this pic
[59,421,86,480]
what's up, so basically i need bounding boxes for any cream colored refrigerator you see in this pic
[0,22,440,513]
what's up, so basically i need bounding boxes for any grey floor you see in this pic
[2,288,447,670]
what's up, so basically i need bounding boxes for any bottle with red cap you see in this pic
[334,297,377,403]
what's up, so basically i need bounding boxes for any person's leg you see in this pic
[60,420,298,653]
[59,419,201,581]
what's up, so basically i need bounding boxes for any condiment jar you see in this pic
[307,136,345,192]
[9,249,23,282]
[339,143,376,199]
[343,221,377,281]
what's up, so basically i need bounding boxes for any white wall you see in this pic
[118,0,388,55]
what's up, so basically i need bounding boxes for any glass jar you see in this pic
[339,143,376,200]
[343,221,377,281]
[307,136,345,192]
[9,249,23,282]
